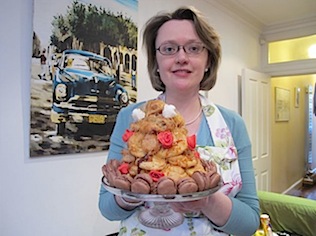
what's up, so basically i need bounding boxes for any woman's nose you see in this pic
[175,47,189,63]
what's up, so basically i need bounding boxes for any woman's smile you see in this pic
[172,68,192,77]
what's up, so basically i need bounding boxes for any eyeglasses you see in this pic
[156,42,205,56]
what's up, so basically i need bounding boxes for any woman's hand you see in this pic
[115,195,144,210]
[170,191,232,227]
[170,197,207,215]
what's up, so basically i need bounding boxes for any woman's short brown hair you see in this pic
[142,6,221,92]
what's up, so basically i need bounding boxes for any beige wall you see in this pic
[270,74,316,192]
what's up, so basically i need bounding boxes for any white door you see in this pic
[241,68,271,191]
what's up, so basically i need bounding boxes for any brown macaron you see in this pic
[131,173,153,194]
[102,159,119,177]
[104,170,117,187]
[204,160,217,173]
[156,177,177,195]
[108,159,121,171]
[205,172,221,189]
[191,171,206,191]
[177,177,198,194]
[113,175,133,191]
[102,159,123,186]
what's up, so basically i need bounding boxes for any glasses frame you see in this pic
[156,42,206,56]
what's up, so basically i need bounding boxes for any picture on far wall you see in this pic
[294,87,300,108]
[30,0,138,157]
[275,87,290,122]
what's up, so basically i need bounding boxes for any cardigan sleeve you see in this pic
[98,103,144,220]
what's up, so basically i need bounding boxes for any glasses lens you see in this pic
[186,43,204,54]
[157,42,204,55]
[159,43,177,55]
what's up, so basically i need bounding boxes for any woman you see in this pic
[99,6,260,236]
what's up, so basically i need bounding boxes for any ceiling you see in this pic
[219,0,316,27]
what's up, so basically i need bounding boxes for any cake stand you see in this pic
[102,177,220,229]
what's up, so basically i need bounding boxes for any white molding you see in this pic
[261,59,316,77]
[262,16,316,42]
[207,0,316,77]
[205,0,263,32]
[282,178,303,194]
[259,18,316,76]
[207,0,316,38]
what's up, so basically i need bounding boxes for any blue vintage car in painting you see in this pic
[51,49,129,135]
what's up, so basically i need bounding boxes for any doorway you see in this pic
[270,74,316,192]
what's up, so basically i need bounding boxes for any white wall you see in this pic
[0,0,261,235]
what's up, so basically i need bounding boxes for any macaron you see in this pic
[156,177,177,195]
[109,159,121,170]
[203,160,217,173]
[113,175,133,191]
[105,170,117,187]
[131,173,153,194]
[177,177,198,194]
[205,172,221,189]
[102,166,117,187]
[191,171,206,191]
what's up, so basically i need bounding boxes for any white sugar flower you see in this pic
[132,108,145,121]
[162,104,177,118]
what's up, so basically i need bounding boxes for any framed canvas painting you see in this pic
[275,87,290,122]
[30,0,138,157]
[294,87,300,108]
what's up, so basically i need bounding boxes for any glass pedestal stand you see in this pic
[138,202,184,229]
[102,176,220,229]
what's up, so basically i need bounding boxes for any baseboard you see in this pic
[282,178,303,194]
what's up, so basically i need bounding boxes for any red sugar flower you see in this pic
[118,163,129,174]
[122,129,134,142]
[157,131,173,148]
[194,151,200,159]
[187,135,196,150]
[149,170,165,182]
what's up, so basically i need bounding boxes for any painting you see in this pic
[275,87,290,122]
[294,87,300,108]
[30,0,138,157]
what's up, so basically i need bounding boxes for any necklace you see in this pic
[185,108,203,126]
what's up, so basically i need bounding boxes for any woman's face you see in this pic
[155,19,209,93]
